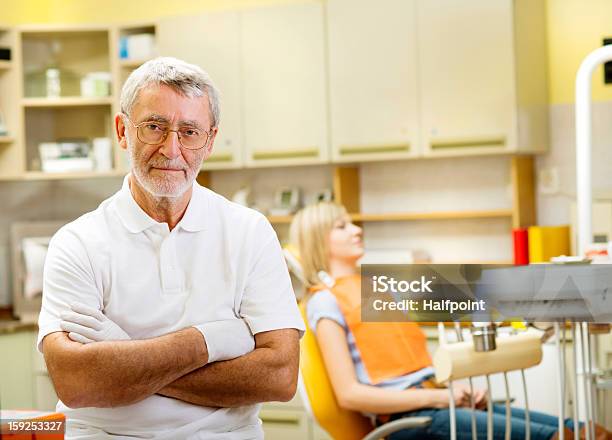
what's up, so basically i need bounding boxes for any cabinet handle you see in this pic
[339,143,410,155]
[252,148,319,160]
[430,137,506,150]
[207,152,233,163]
[260,414,302,425]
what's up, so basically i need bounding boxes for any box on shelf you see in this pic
[80,72,112,97]
[24,68,81,98]
[528,225,570,263]
[119,33,156,61]
[92,137,112,171]
[0,109,7,135]
[39,140,94,173]
[41,157,94,173]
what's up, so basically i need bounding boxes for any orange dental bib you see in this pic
[312,274,432,384]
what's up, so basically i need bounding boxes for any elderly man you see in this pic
[38,57,305,439]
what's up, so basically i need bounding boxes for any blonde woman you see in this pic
[290,202,593,440]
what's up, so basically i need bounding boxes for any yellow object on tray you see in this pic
[528,225,570,263]
[0,410,65,440]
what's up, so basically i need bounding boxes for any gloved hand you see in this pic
[193,319,255,363]
[60,302,131,344]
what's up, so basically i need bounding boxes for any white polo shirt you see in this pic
[37,175,305,440]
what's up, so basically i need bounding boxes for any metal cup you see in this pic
[471,324,497,352]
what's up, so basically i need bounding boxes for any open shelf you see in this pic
[0,60,12,70]
[119,58,149,68]
[267,209,513,225]
[0,136,14,143]
[352,209,513,222]
[22,97,114,107]
[23,170,124,181]
[267,215,294,224]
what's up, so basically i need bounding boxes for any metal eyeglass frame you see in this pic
[122,113,212,150]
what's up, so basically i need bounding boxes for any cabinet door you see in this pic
[0,331,34,409]
[327,0,419,162]
[157,12,243,169]
[242,2,328,167]
[417,0,517,156]
[260,409,310,440]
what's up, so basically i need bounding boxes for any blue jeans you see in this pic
[387,404,576,440]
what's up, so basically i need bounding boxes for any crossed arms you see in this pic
[42,326,299,409]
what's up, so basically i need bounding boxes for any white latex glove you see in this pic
[60,303,131,344]
[193,319,255,363]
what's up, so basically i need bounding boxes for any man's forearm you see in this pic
[44,328,208,408]
[158,330,299,407]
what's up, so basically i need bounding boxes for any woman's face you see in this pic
[328,215,364,263]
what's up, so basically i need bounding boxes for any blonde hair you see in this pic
[289,202,347,288]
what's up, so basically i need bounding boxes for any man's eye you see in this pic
[146,124,164,131]
[181,129,200,137]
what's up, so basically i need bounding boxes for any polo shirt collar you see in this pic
[178,183,208,232]
[115,174,208,233]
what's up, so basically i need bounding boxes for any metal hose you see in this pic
[521,369,531,440]
[449,380,457,440]
[503,372,511,440]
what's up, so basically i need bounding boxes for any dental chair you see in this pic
[435,322,544,440]
[298,303,432,440]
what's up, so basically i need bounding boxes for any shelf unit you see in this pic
[21,96,114,107]
[0,22,161,181]
[267,209,513,225]
[111,22,157,172]
[22,170,124,181]
[118,59,149,68]
[0,6,547,180]
[0,26,22,179]
[200,155,535,233]
[16,26,115,176]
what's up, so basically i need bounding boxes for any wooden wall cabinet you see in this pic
[0,330,35,410]
[157,2,329,169]
[418,0,548,157]
[157,12,243,170]
[0,0,548,180]
[327,0,548,162]
[241,2,329,168]
[327,0,420,162]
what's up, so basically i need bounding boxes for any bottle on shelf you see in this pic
[0,107,7,136]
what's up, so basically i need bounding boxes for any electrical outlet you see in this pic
[538,167,560,195]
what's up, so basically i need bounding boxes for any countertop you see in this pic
[0,319,37,335]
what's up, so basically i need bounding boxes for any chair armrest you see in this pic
[362,416,432,440]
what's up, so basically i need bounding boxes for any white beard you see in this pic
[126,131,198,198]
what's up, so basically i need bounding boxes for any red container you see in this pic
[513,228,529,265]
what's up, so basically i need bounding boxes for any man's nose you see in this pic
[158,131,182,159]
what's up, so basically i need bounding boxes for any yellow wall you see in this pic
[547,0,612,104]
[4,0,612,104]
[0,0,302,25]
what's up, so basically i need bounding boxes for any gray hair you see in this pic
[120,56,220,128]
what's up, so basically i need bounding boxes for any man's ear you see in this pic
[115,113,128,151]
[202,127,219,161]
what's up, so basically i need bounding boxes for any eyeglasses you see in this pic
[123,114,212,150]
